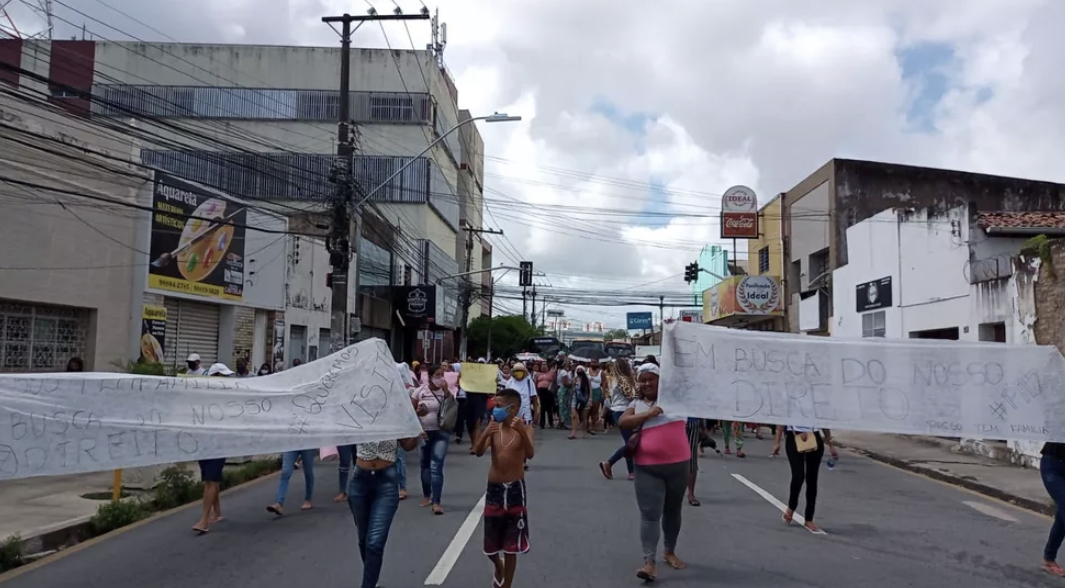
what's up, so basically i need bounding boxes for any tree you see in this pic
[465,315,539,360]
[605,328,629,341]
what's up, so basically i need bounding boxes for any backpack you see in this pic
[428,388,459,433]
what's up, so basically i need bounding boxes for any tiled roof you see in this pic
[977,212,1065,230]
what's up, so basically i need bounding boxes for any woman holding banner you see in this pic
[618,362,690,581]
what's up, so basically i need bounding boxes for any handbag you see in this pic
[428,387,459,433]
[623,424,643,459]
[793,431,818,453]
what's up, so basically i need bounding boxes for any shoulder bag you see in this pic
[793,430,818,453]
[428,388,459,433]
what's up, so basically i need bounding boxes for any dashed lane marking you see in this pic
[731,473,826,535]
[424,493,487,585]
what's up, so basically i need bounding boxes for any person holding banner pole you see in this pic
[618,362,690,581]
[1039,442,1065,577]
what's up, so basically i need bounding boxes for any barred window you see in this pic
[0,300,89,372]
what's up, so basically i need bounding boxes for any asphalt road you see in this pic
[2,430,1059,588]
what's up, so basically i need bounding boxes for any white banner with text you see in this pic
[659,321,1065,442]
[0,339,422,479]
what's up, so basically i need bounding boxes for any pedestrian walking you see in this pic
[412,364,453,514]
[347,436,420,588]
[684,417,705,506]
[535,362,557,429]
[1039,441,1065,576]
[267,447,317,515]
[192,363,235,534]
[473,388,535,588]
[599,359,637,480]
[556,361,573,430]
[569,367,591,440]
[772,425,836,533]
[587,358,605,433]
[618,362,690,581]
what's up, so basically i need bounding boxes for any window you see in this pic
[861,311,886,338]
[758,246,770,274]
[0,300,88,372]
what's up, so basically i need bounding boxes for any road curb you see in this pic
[838,442,1054,517]
[0,469,281,584]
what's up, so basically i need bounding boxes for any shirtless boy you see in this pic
[473,389,535,588]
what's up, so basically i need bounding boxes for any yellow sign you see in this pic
[142,305,167,321]
[702,275,784,323]
[459,362,499,394]
[139,305,167,363]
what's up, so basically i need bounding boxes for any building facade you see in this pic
[784,159,1065,336]
[0,39,490,360]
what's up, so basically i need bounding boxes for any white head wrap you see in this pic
[637,362,660,376]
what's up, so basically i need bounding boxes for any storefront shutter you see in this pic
[162,298,220,370]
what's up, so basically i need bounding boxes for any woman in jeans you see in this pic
[1040,442,1065,576]
[618,362,690,581]
[267,448,317,515]
[772,425,836,533]
[347,437,419,588]
[599,360,637,480]
[411,364,453,514]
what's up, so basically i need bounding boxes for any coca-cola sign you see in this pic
[721,212,758,239]
[720,185,759,239]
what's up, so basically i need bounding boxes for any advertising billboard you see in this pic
[720,184,759,239]
[147,175,247,301]
[626,312,654,330]
[702,275,783,322]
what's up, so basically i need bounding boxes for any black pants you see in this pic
[537,388,556,428]
[785,431,824,521]
[454,397,469,440]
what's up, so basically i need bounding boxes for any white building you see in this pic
[831,204,1048,463]
[2,39,489,361]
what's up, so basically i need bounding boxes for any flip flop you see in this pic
[267,505,283,516]
[636,568,656,582]
[599,461,613,480]
[688,497,701,507]
[1043,562,1065,577]
[192,526,209,535]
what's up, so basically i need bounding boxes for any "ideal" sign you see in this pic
[720,185,759,239]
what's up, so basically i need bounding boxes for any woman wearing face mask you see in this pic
[411,365,453,514]
[505,362,539,470]
[257,362,272,376]
[619,362,691,582]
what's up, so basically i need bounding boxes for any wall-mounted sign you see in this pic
[856,276,892,312]
[139,305,167,363]
[148,174,247,301]
[720,184,759,239]
[702,275,783,322]
[393,286,437,322]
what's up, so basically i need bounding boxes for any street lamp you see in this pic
[356,112,522,206]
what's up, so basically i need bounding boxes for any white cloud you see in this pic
[28,0,1065,327]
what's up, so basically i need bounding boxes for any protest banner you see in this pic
[658,321,1065,442]
[0,339,422,480]
[459,362,499,394]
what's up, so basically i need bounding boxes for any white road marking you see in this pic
[731,473,826,535]
[963,500,1020,523]
[424,493,487,585]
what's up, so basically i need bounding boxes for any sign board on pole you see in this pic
[720,185,759,239]
[626,312,654,330]
[678,309,703,323]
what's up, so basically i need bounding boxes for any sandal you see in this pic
[664,553,687,570]
[636,564,657,582]
[688,497,701,507]
[599,461,613,480]
[1042,561,1065,577]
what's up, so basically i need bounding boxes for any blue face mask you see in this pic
[492,406,511,422]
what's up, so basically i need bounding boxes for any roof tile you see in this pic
[977,212,1065,230]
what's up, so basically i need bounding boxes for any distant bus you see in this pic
[526,336,563,358]
[605,341,634,360]
[569,338,606,359]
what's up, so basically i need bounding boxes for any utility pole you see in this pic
[486,280,495,360]
[522,287,528,323]
[458,226,503,359]
[322,7,430,353]
[659,295,665,343]
[530,288,537,330]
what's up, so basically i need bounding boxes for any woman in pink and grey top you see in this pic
[618,362,690,582]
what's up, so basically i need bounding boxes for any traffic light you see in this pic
[519,261,534,287]
[684,262,700,284]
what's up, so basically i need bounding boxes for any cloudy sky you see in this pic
[9,0,1063,329]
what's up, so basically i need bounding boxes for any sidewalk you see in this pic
[0,471,117,543]
[835,431,1053,516]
